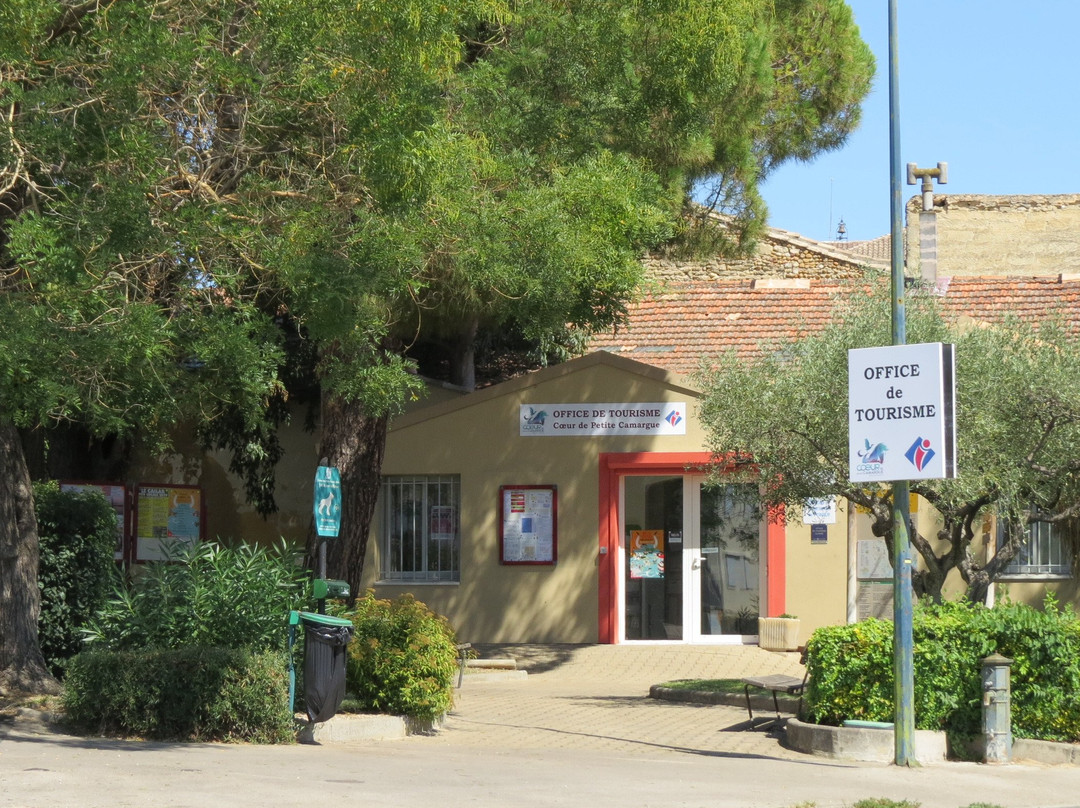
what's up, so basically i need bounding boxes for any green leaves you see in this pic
[82,540,309,653]
[34,481,119,675]
[345,593,458,721]
[63,646,294,742]
[697,275,1080,602]
[806,600,1080,742]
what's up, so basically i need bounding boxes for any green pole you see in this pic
[888,0,916,766]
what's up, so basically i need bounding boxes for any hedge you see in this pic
[34,482,118,675]
[805,599,1080,742]
[63,646,294,743]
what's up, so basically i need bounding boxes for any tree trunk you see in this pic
[0,424,59,695]
[309,396,389,599]
[448,318,479,391]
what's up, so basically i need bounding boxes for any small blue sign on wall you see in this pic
[314,465,342,538]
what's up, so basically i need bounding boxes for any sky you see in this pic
[760,0,1080,243]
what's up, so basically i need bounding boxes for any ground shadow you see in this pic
[468,643,587,674]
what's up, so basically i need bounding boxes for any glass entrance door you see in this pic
[693,481,761,641]
[622,476,684,640]
[620,475,761,643]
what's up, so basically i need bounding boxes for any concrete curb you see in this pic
[298,668,526,744]
[1014,737,1080,766]
[297,713,409,744]
[650,686,1080,767]
[786,718,947,764]
[297,712,444,744]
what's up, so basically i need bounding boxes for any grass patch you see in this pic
[657,678,746,694]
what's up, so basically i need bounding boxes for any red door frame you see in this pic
[597,452,786,644]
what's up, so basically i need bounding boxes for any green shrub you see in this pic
[82,539,308,652]
[971,597,1080,741]
[345,593,457,722]
[63,646,294,742]
[34,481,119,675]
[805,618,894,726]
[805,599,1080,742]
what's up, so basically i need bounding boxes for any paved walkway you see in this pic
[3,644,1079,808]
[441,643,807,758]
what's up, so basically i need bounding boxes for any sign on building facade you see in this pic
[520,402,687,437]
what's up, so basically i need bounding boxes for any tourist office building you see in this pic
[130,348,1035,647]
[354,351,854,646]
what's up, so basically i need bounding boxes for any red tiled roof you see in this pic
[938,275,1080,326]
[827,234,892,262]
[587,276,1080,379]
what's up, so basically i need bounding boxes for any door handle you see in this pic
[691,557,703,569]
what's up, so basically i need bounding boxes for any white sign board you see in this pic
[802,497,837,525]
[848,343,956,482]
[520,403,687,436]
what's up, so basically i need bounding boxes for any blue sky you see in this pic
[760,0,1080,243]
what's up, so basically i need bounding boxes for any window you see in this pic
[999,517,1072,578]
[380,476,460,582]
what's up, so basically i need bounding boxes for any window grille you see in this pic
[1000,518,1071,577]
[380,476,460,582]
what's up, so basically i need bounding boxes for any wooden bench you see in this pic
[740,648,809,730]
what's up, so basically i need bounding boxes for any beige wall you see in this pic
[906,194,1080,279]
[365,355,711,643]
[783,505,851,646]
[129,410,318,546]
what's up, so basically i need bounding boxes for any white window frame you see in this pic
[379,475,460,583]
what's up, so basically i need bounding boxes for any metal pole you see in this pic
[888,0,916,767]
[317,456,328,615]
[317,540,327,615]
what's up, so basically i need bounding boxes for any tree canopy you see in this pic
[697,279,1080,603]
[1,0,873,692]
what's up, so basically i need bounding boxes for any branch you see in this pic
[44,0,117,44]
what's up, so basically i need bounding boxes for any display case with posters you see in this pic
[499,485,557,565]
[60,482,131,563]
[134,483,205,561]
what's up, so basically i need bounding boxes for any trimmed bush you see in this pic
[82,539,308,652]
[345,593,457,722]
[63,646,294,742]
[805,599,1080,742]
[34,481,119,675]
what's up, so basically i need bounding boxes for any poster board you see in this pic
[60,481,130,562]
[135,484,205,561]
[499,485,557,565]
[629,530,665,579]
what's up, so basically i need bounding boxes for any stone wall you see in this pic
[645,226,885,285]
[906,194,1080,278]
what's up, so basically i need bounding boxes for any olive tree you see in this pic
[697,280,1080,603]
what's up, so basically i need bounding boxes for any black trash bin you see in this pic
[299,611,354,723]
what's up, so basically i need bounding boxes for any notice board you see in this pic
[60,481,130,562]
[135,484,205,561]
[499,485,557,565]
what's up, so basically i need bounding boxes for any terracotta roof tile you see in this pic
[587,276,1080,378]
